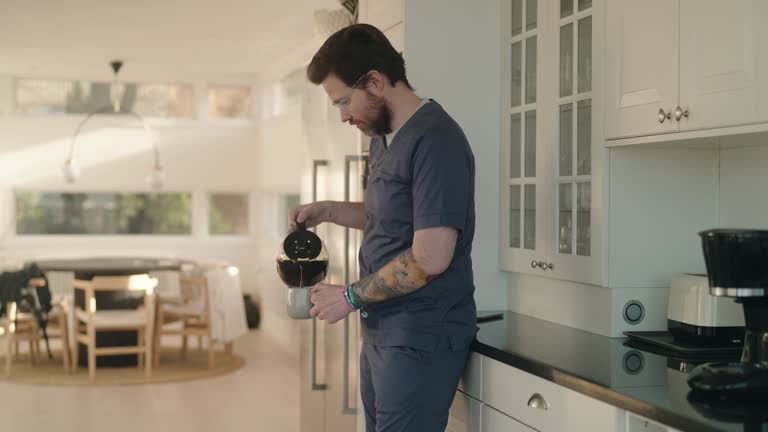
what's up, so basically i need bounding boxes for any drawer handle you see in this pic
[527,393,549,411]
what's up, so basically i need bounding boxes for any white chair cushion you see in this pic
[76,309,147,328]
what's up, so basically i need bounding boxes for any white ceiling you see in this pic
[0,0,340,83]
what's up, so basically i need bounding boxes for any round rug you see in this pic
[4,348,245,386]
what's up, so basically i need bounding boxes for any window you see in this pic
[15,191,192,235]
[209,193,249,235]
[14,79,195,117]
[208,86,251,118]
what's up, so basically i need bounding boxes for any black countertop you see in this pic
[472,311,767,432]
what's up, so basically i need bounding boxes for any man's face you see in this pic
[321,73,392,137]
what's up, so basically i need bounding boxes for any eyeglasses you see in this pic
[332,72,368,112]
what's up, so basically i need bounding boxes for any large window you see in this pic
[208,86,251,118]
[208,193,249,235]
[15,79,195,117]
[15,191,192,235]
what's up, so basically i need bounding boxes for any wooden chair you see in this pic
[1,302,19,377]
[44,296,72,370]
[1,278,72,375]
[71,274,156,381]
[26,277,72,370]
[153,273,218,368]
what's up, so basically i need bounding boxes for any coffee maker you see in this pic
[276,222,329,319]
[687,229,768,396]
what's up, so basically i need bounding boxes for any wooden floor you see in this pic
[0,329,299,432]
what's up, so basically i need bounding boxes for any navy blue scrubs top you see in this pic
[358,100,477,352]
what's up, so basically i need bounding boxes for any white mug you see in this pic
[286,287,312,319]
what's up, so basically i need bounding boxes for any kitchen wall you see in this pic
[719,133,768,229]
[404,0,509,310]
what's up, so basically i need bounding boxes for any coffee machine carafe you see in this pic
[276,222,329,319]
[687,229,768,396]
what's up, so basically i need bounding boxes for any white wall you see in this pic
[404,0,508,310]
[719,133,768,228]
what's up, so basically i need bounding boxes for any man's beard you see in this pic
[355,92,392,137]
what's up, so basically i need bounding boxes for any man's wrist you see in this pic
[325,201,336,224]
[346,284,361,309]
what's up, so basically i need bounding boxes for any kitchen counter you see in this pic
[472,311,765,432]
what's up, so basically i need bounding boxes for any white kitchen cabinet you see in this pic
[604,0,679,139]
[500,0,604,286]
[457,351,482,400]
[446,390,483,432]
[606,0,768,141]
[482,357,624,432]
[678,0,768,132]
[481,404,537,432]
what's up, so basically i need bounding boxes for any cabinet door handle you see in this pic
[539,262,549,270]
[674,106,689,121]
[658,108,672,124]
[527,393,549,410]
[531,260,539,269]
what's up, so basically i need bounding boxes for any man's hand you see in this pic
[288,201,333,232]
[310,283,353,324]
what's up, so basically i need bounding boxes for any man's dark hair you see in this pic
[307,24,413,90]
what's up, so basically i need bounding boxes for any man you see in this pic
[288,23,476,432]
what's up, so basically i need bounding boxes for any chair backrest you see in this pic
[72,274,157,314]
[178,273,210,322]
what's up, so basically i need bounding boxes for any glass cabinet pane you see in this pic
[559,103,573,176]
[561,0,573,18]
[526,0,537,30]
[525,111,536,177]
[577,16,592,93]
[525,36,537,104]
[577,99,591,176]
[510,113,522,178]
[511,42,522,107]
[524,184,536,250]
[560,23,573,97]
[578,0,592,11]
[577,182,591,256]
[510,185,521,248]
[512,0,523,36]
[558,184,573,254]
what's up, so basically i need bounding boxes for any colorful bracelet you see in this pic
[341,289,355,312]
[346,284,361,309]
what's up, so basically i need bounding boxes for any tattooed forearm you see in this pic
[351,249,435,304]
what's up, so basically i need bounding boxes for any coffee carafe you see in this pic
[276,222,329,319]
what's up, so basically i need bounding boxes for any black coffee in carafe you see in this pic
[276,259,328,287]
[276,221,329,288]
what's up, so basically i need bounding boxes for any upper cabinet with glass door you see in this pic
[500,0,546,275]
[549,0,602,285]
[605,0,768,142]
[500,0,604,286]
